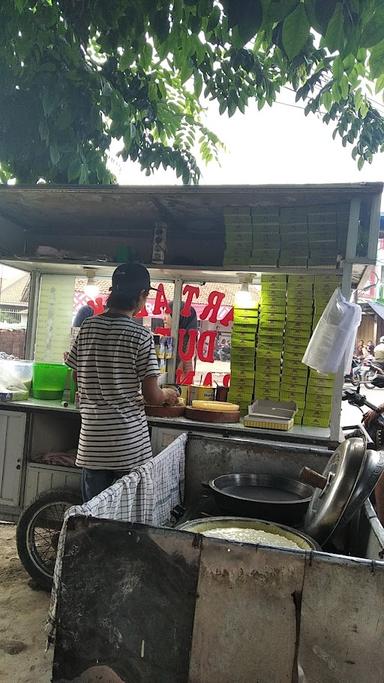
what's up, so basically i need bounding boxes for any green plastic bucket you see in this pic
[32,363,70,400]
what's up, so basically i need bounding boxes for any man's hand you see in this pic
[161,387,179,406]
[362,404,384,425]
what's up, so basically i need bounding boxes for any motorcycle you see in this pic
[342,386,384,449]
[344,356,384,391]
[360,358,384,390]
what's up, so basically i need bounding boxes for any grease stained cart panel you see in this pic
[299,555,384,683]
[188,541,305,683]
[53,519,200,683]
[0,410,26,506]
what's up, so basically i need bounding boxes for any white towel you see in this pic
[47,432,187,646]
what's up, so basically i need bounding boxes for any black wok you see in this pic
[208,473,313,525]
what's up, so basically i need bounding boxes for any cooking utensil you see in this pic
[177,516,319,551]
[185,407,240,423]
[302,437,384,545]
[207,473,313,525]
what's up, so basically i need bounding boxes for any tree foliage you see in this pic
[1,0,384,184]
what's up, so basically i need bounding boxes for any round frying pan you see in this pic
[208,473,313,525]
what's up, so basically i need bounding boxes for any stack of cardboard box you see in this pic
[279,208,309,268]
[254,274,286,401]
[223,207,252,266]
[251,208,280,266]
[228,304,259,413]
[302,275,340,427]
[280,275,313,424]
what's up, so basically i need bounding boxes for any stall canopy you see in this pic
[368,300,384,320]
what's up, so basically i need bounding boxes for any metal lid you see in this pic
[303,437,382,545]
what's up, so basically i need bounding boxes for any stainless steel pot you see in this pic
[207,473,313,525]
[178,516,319,551]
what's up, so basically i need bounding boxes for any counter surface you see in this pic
[0,398,334,446]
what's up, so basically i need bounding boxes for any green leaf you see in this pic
[322,90,333,111]
[237,0,263,45]
[67,159,82,182]
[119,50,132,72]
[375,74,384,94]
[313,0,338,33]
[354,89,363,110]
[324,3,344,53]
[332,55,343,80]
[357,156,364,171]
[369,40,384,80]
[153,9,170,42]
[49,143,60,166]
[194,72,203,98]
[79,163,89,184]
[361,8,384,48]
[268,0,299,23]
[282,4,310,60]
[340,75,349,99]
[207,6,220,32]
[141,42,153,70]
[359,100,369,119]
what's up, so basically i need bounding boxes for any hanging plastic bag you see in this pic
[302,288,361,374]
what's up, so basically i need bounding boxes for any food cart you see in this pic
[1,185,384,679]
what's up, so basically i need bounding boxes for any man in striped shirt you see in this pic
[66,263,178,502]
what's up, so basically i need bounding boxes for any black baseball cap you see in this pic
[111,263,157,293]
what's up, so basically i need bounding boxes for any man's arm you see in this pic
[142,376,178,406]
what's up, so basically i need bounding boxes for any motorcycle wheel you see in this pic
[16,488,81,591]
[362,369,377,390]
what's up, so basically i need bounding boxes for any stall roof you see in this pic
[0,184,381,284]
[0,183,382,235]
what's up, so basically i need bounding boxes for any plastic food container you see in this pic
[0,360,33,395]
[32,362,70,400]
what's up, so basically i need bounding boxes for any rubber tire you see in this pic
[362,369,376,390]
[16,488,81,591]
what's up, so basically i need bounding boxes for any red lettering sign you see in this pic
[223,374,231,388]
[178,329,198,362]
[152,283,171,315]
[181,285,200,317]
[197,331,216,363]
[176,369,195,385]
[219,307,234,327]
[200,291,226,323]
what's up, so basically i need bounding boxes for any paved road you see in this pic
[341,385,384,429]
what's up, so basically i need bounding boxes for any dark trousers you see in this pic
[81,468,127,503]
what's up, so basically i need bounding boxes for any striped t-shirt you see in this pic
[66,314,160,470]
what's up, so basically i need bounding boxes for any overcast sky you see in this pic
[114,89,384,201]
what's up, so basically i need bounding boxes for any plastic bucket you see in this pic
[32,363,69,400]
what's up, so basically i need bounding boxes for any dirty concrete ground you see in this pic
[0,523,53,682]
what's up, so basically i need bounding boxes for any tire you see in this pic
[362,369,377,390]
[16,488,81,591]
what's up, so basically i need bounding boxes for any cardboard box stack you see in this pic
[228,303,259,414]
[254,274,286,401]
[223,207,252,266]
[280,275,313,425]
[302,274,340,427]
[279,208,309,268]
[251,208,280,266]
[307,206,338,267]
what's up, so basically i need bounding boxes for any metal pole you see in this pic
[24,271,41,360]
[329,196,361,443]
[167,276,183,383]
[368,193,382,262]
